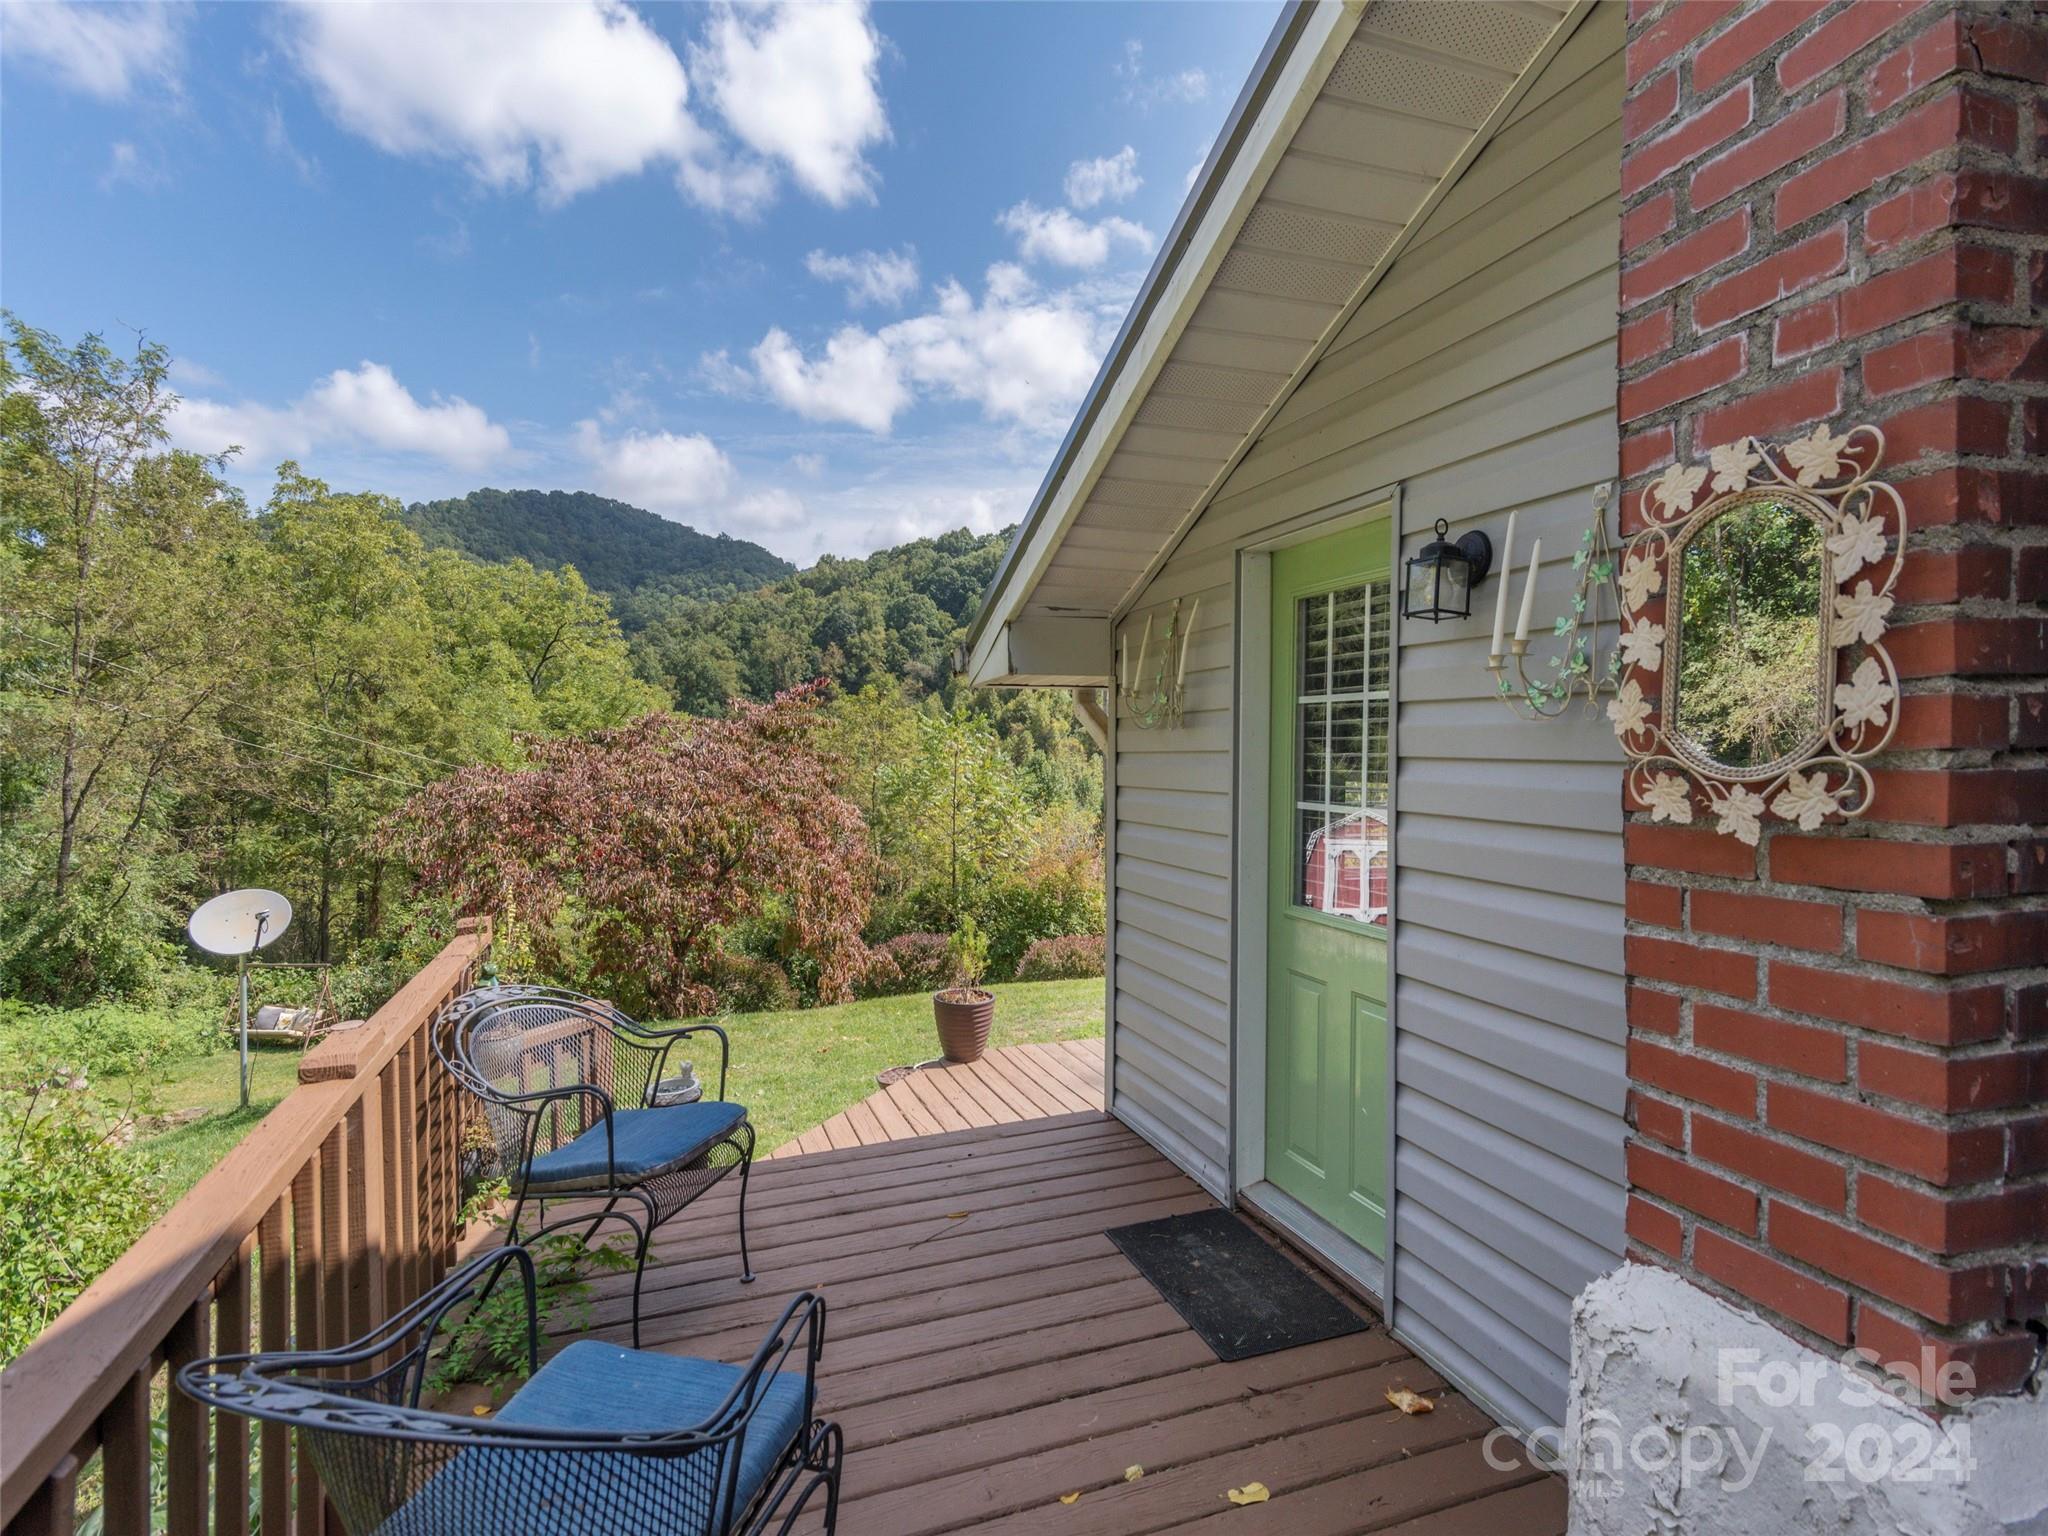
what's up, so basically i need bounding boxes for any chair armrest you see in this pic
[707,1291,827,1436]
[496,1083,621,1188]
[617,1019,732,1101]
[178,1247,540,1414]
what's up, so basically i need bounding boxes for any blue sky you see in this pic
[2,1,1278,561]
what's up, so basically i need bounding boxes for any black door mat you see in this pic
[1105,1208,1369,1362]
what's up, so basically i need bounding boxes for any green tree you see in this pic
[0,319,262,999]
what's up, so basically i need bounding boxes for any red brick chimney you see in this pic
[1617,0,2046,1402]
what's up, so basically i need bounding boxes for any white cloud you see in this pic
[307,364,509,469]
[1114,39,1206,110]
[1064,146,1140,209]
[692,0,887,207]
[790,452,826,478]
[998,201,1153,269]
[696,348,758,398]
[169,362,511,472]
[263,102,320,184]
[889,270,1112,432]
[99,140,169,193]
[728,487,807,531]
[284,0,890,217]
[572,419,734,516]
[805,247,919,308]
[734,261,1131,437]
[752,326,908,435]
[285,0,700,205]
[0,0,183,101]
[675,154,778,219]
[570,421,806,537]
[862,487,1011,550]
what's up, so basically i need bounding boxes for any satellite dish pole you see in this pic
[188,889,293,1109]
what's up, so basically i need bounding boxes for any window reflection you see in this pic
[1294,580,1390,927]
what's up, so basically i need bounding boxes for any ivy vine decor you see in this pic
[1489,481,1623,718]
[1609,424,1905,845]
[1117,595,1199,730]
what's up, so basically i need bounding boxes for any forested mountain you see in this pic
[403,488,793,607]
[627,528,1008,712]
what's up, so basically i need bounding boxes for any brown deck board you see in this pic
[515,1106,1558,1536]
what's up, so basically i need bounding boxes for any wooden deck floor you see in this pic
[568,1110,1564,1535]
[770,1038,1105,1158]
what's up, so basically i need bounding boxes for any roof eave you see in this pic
[960,0,1343,681]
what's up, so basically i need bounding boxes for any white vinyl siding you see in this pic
[1108,2,1624,1430]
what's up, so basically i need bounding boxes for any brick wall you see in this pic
[1618,0,2047,1401]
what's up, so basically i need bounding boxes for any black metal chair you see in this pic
[176,1246,843,1536]
[437,986,757,1346]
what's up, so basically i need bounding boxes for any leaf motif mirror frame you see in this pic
[1608,424,1905,845]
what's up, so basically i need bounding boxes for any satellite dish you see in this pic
[189,889,293,1111]
[188,889,292,957]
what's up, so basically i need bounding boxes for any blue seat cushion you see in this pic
[522,1101,748,1193]
[372,1341,810,1536]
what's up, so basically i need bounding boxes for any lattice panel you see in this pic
[1152,360,1286,407]
[1134,391,1267,435]
[1322,41,1507,127]
[1214,247,1365,307]
[1356,0,1559,74]
[1238,203,1397,270]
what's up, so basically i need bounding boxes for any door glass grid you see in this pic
[1295,581,1390,927]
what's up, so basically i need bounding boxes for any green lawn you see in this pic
[714,978,1104,1154]
[117,979,1105,1199]
[112,1046,307,1199]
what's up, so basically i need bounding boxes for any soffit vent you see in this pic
[1358,0,1560,74]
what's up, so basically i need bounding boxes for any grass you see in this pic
[108,979,1104,1199]
[687,978,1104,1155]
[124,1046,308,1197]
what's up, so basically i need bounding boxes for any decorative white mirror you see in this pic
[1609,425,1904,844]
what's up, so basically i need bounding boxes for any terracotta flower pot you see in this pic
[932,988,995,1063]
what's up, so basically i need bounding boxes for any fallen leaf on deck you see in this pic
[1124,1465,1144,1482]
[1385,1389,1435,1415]
[1225,1483,1270,1506]
[1057,1491,1082,1505]
[945,1211,970,1219]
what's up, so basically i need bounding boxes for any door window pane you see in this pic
[1294,580,1391,927]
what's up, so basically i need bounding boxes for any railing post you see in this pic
[163,1300,209,1536]
[257,1201,291,1535]
[212,1240,252,1536]
[290,1162,323,1536]
[99,1369,151,1536]
[12,1456,77,1536]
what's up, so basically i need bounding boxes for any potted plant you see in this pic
[932,916,995,1064]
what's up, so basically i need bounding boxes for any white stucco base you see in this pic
[1562,1263,2047,1535]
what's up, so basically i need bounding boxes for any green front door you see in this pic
[1265,522,1391,1257]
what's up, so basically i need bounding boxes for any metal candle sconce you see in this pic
[1485,482,1622,719]
[1117,595,1200,730]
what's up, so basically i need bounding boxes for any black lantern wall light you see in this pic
[1400,518,1494,622]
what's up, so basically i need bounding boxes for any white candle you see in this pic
[1490,509,1517,658]
[1514,538,1542,644]
[1178,597,1201,680]
[1134,613,1152,691]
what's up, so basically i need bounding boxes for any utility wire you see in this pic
[3,622,469,772]
[17,671,428,793]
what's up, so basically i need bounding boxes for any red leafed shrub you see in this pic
[857,932,952,997]
[704,951,799,1014]
[384,684,871,1016]
[1015,934,1105,981]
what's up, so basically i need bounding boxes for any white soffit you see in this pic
[977,0,1581,673]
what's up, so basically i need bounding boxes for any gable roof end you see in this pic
[964,0,1584,687]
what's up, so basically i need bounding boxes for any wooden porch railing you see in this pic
[0,919,491,1536]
